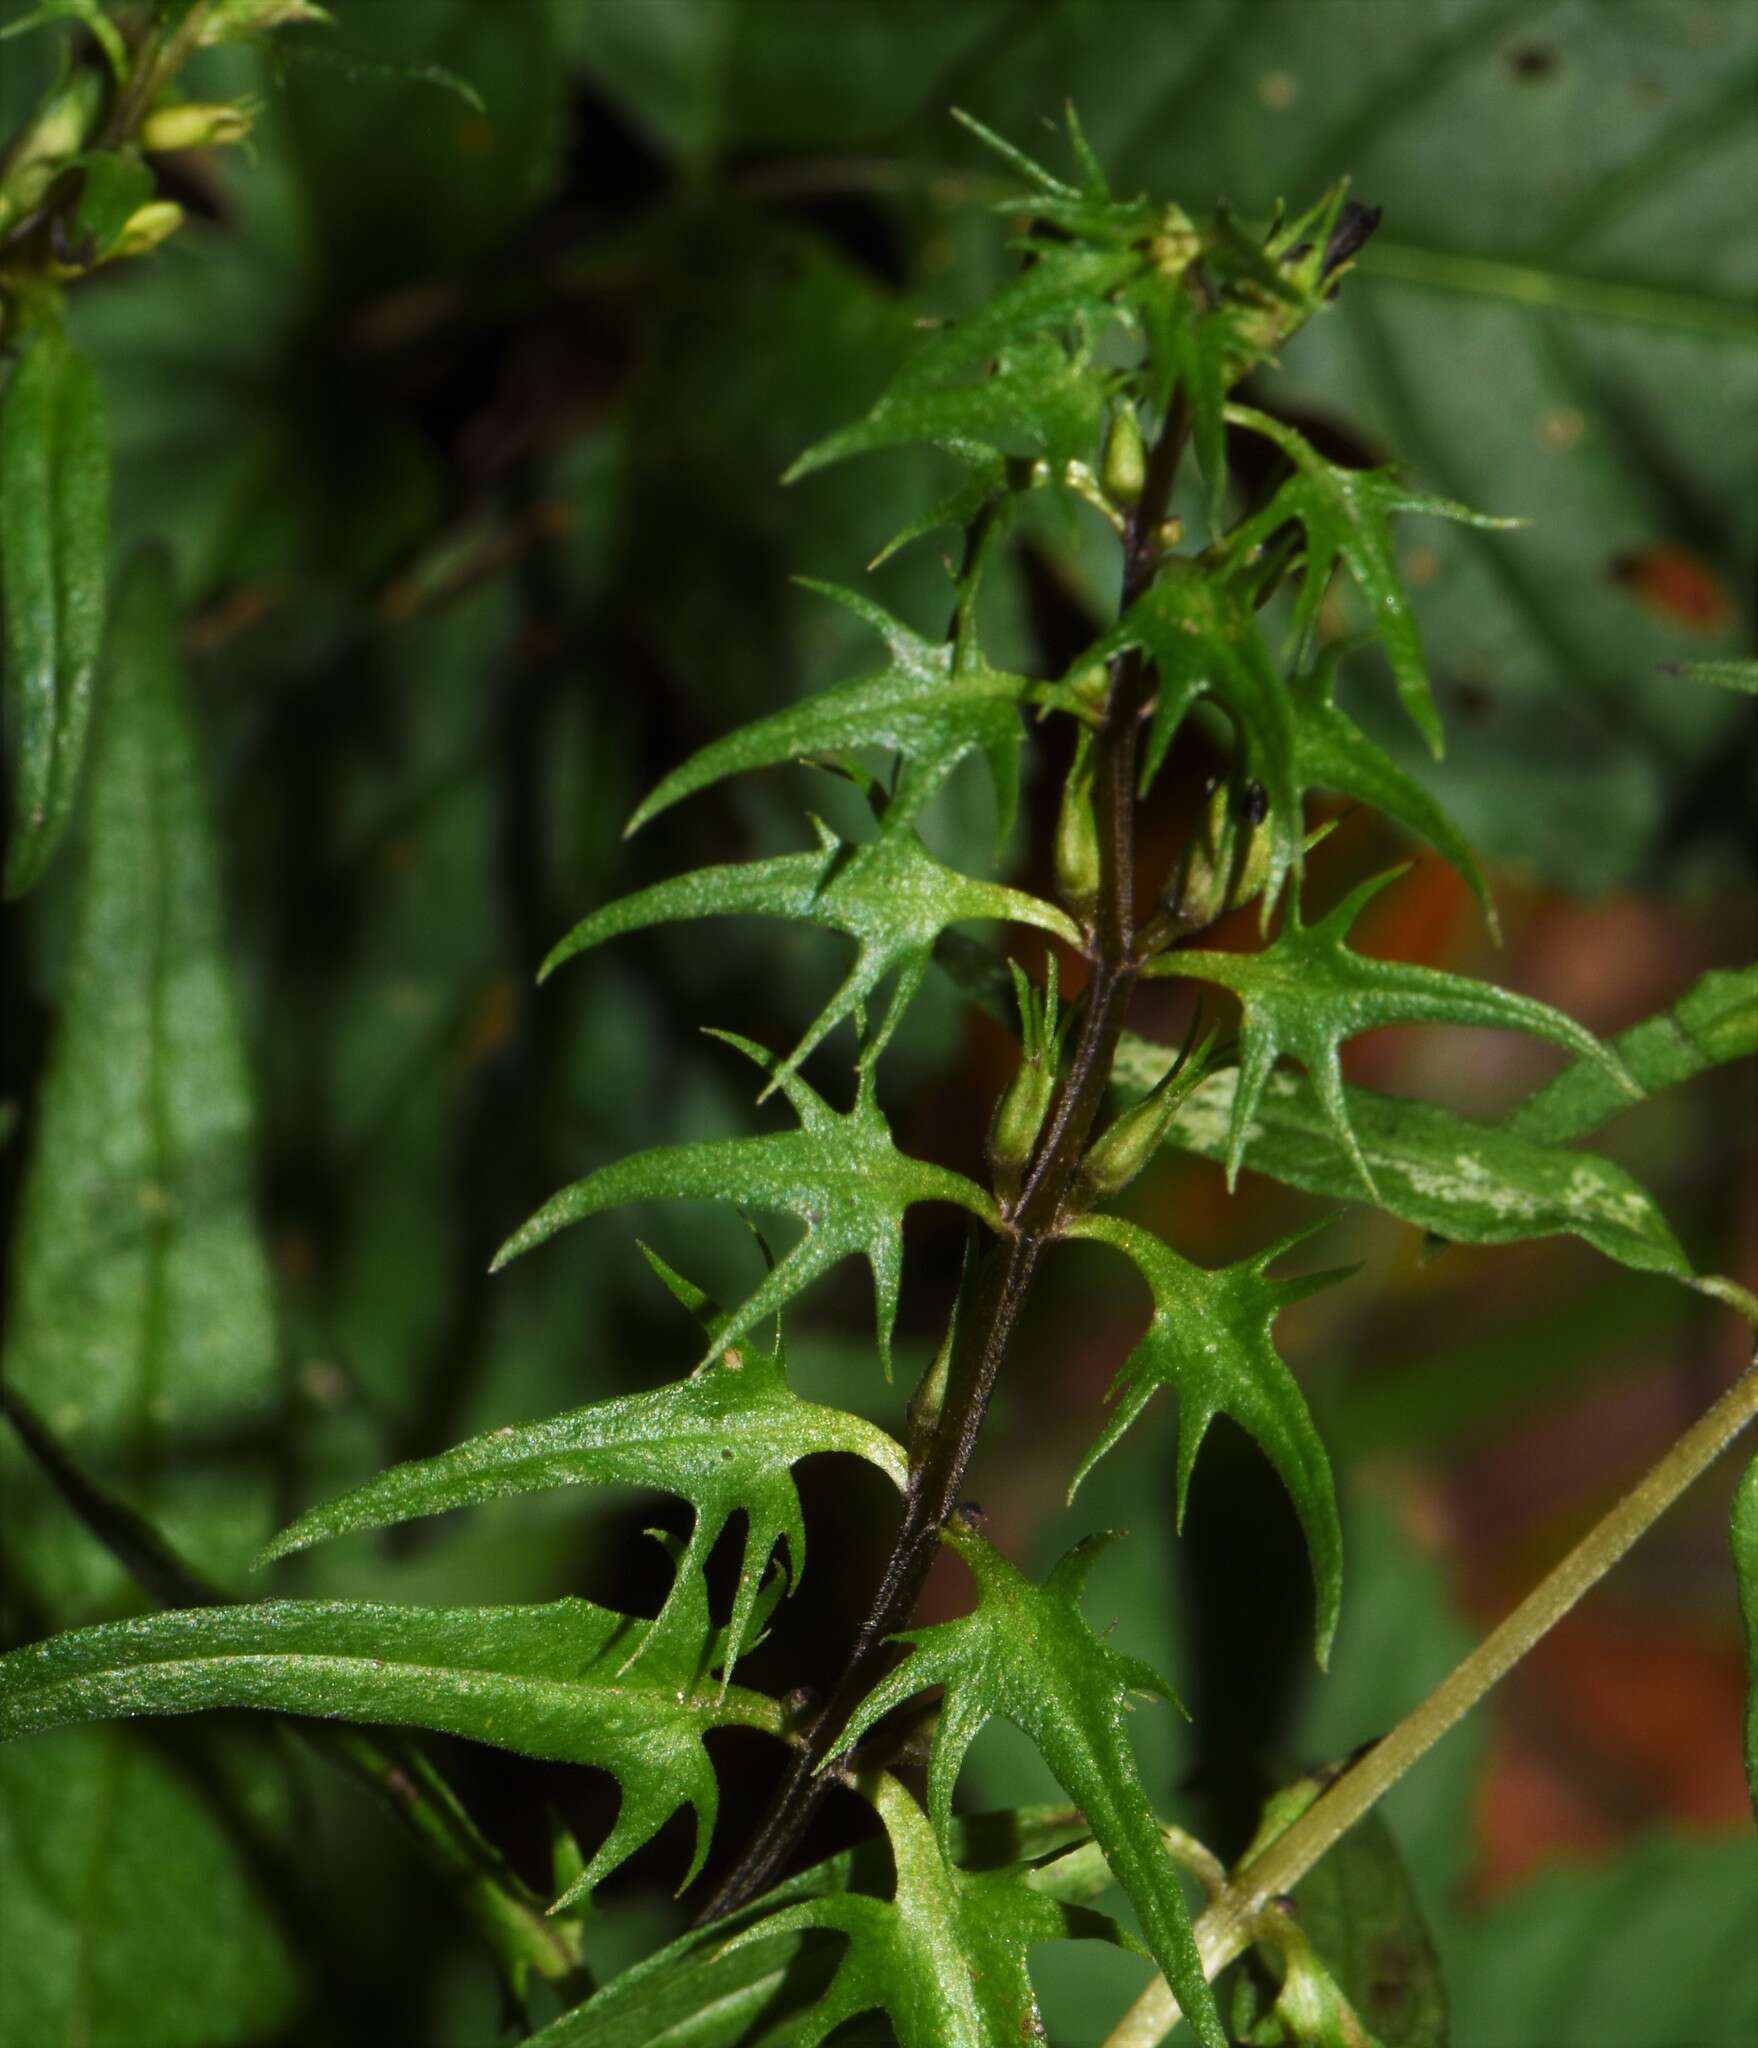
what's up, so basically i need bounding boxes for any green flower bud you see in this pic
[0,70,104,235]
[1163,776,1272,931]
[107,201,185,263]
[1054,733,1101,926]
[987,958,1063,1209]
[1101,404,1146,506]
[1075,1027,1214,1204]
[142,102,254,154]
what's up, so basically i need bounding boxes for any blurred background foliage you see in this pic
[0,1,1754,2042]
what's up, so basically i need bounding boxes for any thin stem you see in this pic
[1101,1359,1758,2048]
[695,401,1187,1925]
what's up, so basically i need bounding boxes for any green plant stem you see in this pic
[695,400,1190,1924]
[1100,1358,1758,2048]
[0,1385,590,2005]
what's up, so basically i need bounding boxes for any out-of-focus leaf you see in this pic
[543,811,1077,1083]
[1291,643,1496,935]
[1091,557,1302,916]
[534,1801,1106,2048]
[493,1035,998,1377]
[1065,1214,1347,1665]
[70,148,152,261]
[0,319,107,896]
[1148,866,1636,1195]
[1734,1455,1758,1821]
[832,1527,1227,2048]
[0,551,294,2039]
[262,1248,906,1679]
[718,1772,1133,2048]
[0,1584,782,1902]
[1506,962,1758,1145]
[1226,404,1520,758]
[627,579,1037,843]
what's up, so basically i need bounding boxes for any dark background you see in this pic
[2,3,1754,2042]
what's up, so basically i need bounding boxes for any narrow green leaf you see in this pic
[626,581,1033,842]
[1671,657,1758,694]
[1148,866,1637,1196]
[719,1771,1134,2048]
[0,1590,782,1900]
[1226,404,1521,759]
[261,1270,906,1682]
[1091,557,1302,918]
[1291,643,1496,938]
[1733,1455,1758,1821]
[1,320,109,896]
[1066,1214,1347,1664]
[1506,963,1758,1146]
[831,1527,1227,2048]
[543,812,1077,1083]
[492,1037,998,1378]
[71,148,153,262]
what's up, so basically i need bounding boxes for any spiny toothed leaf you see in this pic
[1113,1041,1749,1313]
[0,1577,782,1903]
[492,1037,999,1379]
[1147,866,1638,1196]
[1,319,109,897]
[1065,1214,1348,1665]
[954,103,1167,245]
[1290,642,1496,938]
[260,1251,906,1685]
[535,1802,1126,2048]
[720,1771,1136,2048]
[868,456,1005,570]
[1088,557,1301,920]
[830,1527,1226,2048]
[1734,1456,1758,1822]
[541,812,1078,1085]
[1226,403,1521,759]
[1506,962,1758,1147]
[625,581,1034,843]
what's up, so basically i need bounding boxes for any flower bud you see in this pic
[1074,1028,1214,1204]
[986,1055,1055,1199]
[1163,776,1272,931]
[107,201,185,263]
[0,71,104,235]
[1101,404,1146,506]
[1054,734,1101,926]
[142,102,254,154]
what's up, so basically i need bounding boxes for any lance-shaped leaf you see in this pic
[829,1527,1227,2048]
[1734,1456,1758,1822]
[1090,557,1302,918]
[0,1583,782,1902]
[1119,1055,1748,1314]
[262,1250,906,1684]
[1672,657,1758,695]
[1290,642,1496,937]
[492,1038,999,1378]
[719,1772,1136,2048]
[542,813,1078,1084]
[1226,403,1520,759]
[1,320,109,896]
[1148,866,1638,1196]
[627,581,1034,842]
[1065,1214,1347,1664]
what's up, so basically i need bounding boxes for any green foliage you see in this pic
[1065,1215,1348,1664]
[0,318,107,896]
[831,1527,1227,2048]
[262,1249,906,1678]
[0,1576,783,1902]
[1148,866,1638,1196]
[2,21,1754,2044]
[493,1036,998,1378]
